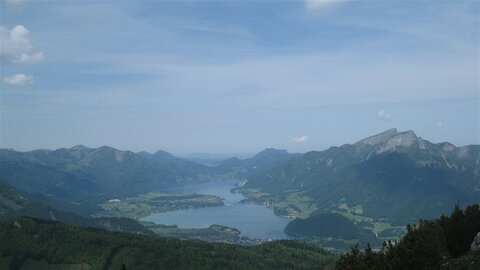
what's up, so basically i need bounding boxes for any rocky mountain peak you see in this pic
[375,130,419,154]
[354,129,425,159]
[442,143,456,152]
[355,128,399,146]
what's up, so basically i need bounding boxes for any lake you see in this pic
[141,180,291,239]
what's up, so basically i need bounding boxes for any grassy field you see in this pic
[327,202,406,241]
[96,192,224,219]
[271,192,318,218]
[237,188,316,219]
[142,222,241,243]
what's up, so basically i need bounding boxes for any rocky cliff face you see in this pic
[472,232,480,252]
[354,128,427,159]
[355,128,399,146]
[374,130,421,154]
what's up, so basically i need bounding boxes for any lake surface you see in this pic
[141,180,291,239]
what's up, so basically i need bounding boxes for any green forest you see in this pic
[1,217,336,270]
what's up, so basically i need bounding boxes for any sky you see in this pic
[0,0,479,154]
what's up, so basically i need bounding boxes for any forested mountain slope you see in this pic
[0,217,336,270]
[242,129,480,224]
[0,146,215,200]
[0,179,155,236]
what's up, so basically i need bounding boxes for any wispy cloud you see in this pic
[305,0,346,12]
[377,109,391,121]
[292,135,309,143]
[0,25,45,64]
[3,73,35,86]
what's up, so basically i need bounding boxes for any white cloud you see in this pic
[305,0,346,11]
[292,135,309,143]
[377,109,391,120]
[0,25,45,64]
[3,73,35,86]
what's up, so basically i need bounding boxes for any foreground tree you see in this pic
[336,204,480,270]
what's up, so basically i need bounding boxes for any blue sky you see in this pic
[1,0,479,154]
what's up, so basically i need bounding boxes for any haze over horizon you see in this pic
[1,0,479,154]
[0,127,476,158]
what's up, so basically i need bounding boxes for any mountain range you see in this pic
[0,128,478,237]
[0,145,214,200]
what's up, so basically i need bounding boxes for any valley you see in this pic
[1,128,479,250]
[0,128,479,268]
[140,180,292,240]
